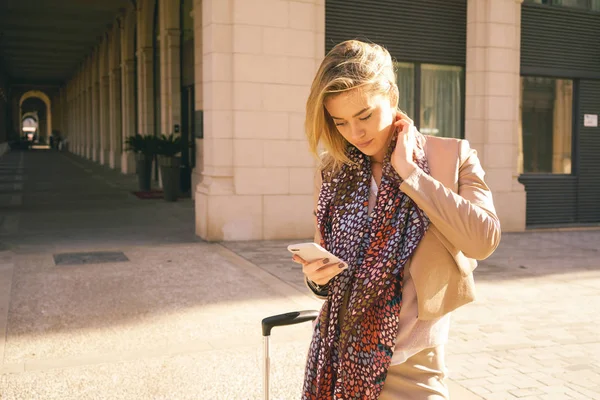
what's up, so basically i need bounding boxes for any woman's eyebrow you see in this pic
[330,107,371,120]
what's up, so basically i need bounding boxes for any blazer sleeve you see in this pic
[399,140,501,260]
[306,168,327,300]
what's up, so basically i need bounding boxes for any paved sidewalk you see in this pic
[224,232,600,400]
[0,149,599,400]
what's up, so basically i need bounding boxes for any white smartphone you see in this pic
[287,242,348,269]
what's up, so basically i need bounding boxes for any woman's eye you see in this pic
[359,113,372,121]
[335,122,346,127]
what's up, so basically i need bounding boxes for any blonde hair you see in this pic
[306,40,399,171]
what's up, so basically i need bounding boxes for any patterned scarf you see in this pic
[302,130,430,400]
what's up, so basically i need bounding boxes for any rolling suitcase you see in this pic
[261,310,319,400]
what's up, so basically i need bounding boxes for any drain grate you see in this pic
[53,251,129,266]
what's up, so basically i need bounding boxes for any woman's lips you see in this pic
[356,139,373,148]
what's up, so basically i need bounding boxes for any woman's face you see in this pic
[324,88,396,162]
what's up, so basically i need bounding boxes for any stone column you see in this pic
[191,0,203,199]
[86,57,93,159]
[465,0,526,232]
[137,46,155,135]
[108,25,123,170]
[59,87,68,144]
[76,72,83,156]
[160,29,181,134]
[79,70,85,156]
[136,0,155,136]
[91,48,100,162]
[120,59,136,173]
[158,0,182,136]
[99,38,111,165]
[121,9,137,174]
[195,0,322,241]
[109,65,123,170]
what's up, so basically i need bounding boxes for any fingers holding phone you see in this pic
[292,255,347,286]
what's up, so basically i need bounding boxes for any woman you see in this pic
[292,40,501,399]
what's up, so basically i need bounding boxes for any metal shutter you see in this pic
[325,0,466,66]
[577,80,600,223]
[521,4,600,79]
[519,175,578,226]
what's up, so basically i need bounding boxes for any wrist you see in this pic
[306,277,330,295]
[394,160,417,180]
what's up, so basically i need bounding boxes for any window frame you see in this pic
[394,61,466,139]
[519,74,579,177]
[523,0,600,12]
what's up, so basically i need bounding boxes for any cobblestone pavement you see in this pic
[224,229,600,400]
[0,149,599,399]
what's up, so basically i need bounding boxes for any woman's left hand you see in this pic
[391,112,419,180]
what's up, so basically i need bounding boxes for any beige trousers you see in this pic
[379,346,450,400]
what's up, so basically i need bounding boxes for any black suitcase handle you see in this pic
[261,310,319,336]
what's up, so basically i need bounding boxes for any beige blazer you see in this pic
[313,135,501,320]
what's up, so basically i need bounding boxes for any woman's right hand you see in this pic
[292,255,348,286]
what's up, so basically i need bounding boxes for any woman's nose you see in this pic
[350,123,365,139]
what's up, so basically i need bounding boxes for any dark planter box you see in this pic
[158,156,181,202]
[135,154,153,192]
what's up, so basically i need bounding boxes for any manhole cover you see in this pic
[53,251,129,266]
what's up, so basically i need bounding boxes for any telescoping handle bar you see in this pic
[261,310,319,337]
[261,310,319,400]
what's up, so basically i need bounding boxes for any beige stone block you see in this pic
[486,120,515,144]
[196,193,263,241]
[316,33,325,58]
[233,54,287,84]
[263,140,313,167]
[263,195,314,239]
[464,119,485,145]
[483,167,513,193]
[204,110,234,139]
[488,23,518,49]
[264,0,290,28]
[204,138,233,167]
[235,167,289,194]
[487,72,517,97]
[287,57,317,85]
[263,84,309,112]
[488,0,518,25]
[485,48,518,73]
[288,29,316,58]
[202,0,233,26]
[204,81,233,111]
[233,0,288,28]
[289,1,316,31]
[465,95,485,121]
[203,24,233,55]
[493,189,526,232]
[203,52,232,83]
[233,25,263,54]
[233,139,264,166]
[471,0,488,23]
[289,112,306,140]
[233,82,263,111]
[196,191,209,238]
[466,71,486,97]
[289,167,315,195]
[467,22,487,48]
[315,3,325,34]
[483,143,513,169]
[466,48,485,73]
[485,96,516,122]
[233,111,289,139]
[263,27,289,56]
